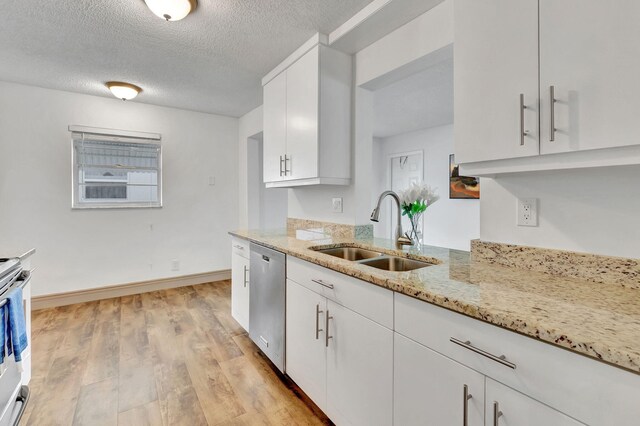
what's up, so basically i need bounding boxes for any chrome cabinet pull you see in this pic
[493,401,502,426]
[463,384,472,426]
[549,85,556,142]
[519,93,528,146]
[311,279,334,289]
[325,310,333,347]
[284,155,291,176]
[315,304,324,340]
[243,266,249,287]
[233,244,244,250]
[450,337,516,369]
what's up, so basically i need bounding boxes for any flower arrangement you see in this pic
[399,182,440,247]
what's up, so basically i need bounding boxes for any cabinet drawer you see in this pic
[395,293,640,426]
[287,257,393,329]
[231,237,250,259]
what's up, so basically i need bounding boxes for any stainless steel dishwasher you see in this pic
[249,243,286,372]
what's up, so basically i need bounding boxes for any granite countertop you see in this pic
[230,229,640,375]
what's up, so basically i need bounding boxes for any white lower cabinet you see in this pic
[230,238,250,331]
[285,261,393,426]
[394,333,484,426]
[285,279,327,410]
[486,379,583,426]
[326,300,393,426]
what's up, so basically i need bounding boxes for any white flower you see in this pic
[399,182,439,208]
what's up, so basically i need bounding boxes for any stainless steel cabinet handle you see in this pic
[284,155,291,176]
[243,266,248,287]
[549,85,556,142]
[519,93,528,146]
[311,279,334,289]
[493,401,502,426]
[279,155,284,177]
[450,337,516,369]
[315,304,324,340]
[325,310,333,347]
[233,245,244,250]
[463,384,472,426]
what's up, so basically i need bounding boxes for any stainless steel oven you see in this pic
[0,259,30,426]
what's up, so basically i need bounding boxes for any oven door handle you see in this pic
[11,385,30,426]
[16,269,33,289]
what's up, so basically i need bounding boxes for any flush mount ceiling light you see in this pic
[106,82,142,101]
[144,0,198,21]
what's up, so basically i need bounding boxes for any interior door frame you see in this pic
[386,150,424,240]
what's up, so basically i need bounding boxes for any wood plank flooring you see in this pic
[23,281,328,426]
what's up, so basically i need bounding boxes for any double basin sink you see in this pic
[312,246,436,272]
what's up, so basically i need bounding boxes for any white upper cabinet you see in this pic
[285,46,320,181]
[263,71,287,183]
[539,0,640,155]
[454,0,539,164]
[262,38,352,188]
[455,0,640,174]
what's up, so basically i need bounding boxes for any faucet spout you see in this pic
[371,190,413,248]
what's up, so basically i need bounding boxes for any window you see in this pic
[71,127,162,208]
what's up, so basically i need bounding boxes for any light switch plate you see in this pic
[517,198,538,227]
[332,198,343,213]
[209,176,216,186]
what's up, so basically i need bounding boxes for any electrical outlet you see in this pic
[517,198,538,227]
[332,198,343,213]
[171,259,180,271]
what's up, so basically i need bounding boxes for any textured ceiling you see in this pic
[373,56,453,138]
[0,0,373,117]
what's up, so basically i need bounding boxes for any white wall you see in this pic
[0,81,239,296]
[287,87,375,225]
[372,125,479,251]
[247,136,287,229]
[288,3,453,227]
[238,105,263,229]
[480,166,640,258]
[355,0,453,88]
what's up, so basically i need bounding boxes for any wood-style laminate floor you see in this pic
[23,281,327,426]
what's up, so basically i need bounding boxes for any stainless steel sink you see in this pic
[315,247,382,261]
[358,256,435,272]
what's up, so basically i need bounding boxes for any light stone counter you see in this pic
[230,229,640,374]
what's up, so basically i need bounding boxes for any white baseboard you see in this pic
[32,269,231,310]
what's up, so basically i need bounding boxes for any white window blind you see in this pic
[71,127,162,208]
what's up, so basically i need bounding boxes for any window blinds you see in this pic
[71,127,162,208]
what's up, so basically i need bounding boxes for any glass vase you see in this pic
[408,214,424,249]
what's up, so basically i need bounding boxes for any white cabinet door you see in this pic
[326,301,393,426]
[539,0,640,155]
[394,333,484,426]
[263,71,287,183]
[486,379,584,426]
[285,46,319,181]
[285,280,327,411]
[454,0,539,163]
[231,253,250,331]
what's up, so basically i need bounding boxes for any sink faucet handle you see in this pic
[397,234,413,246]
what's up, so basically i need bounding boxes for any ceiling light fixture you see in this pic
[106,81,142,101]
[144,0,197,21]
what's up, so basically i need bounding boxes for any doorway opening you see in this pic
[369,47,479,251]
[247,132,287,229]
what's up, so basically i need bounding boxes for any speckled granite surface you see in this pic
[287,218,373,239]
[472,240,640,289]
[230,229,640,374]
